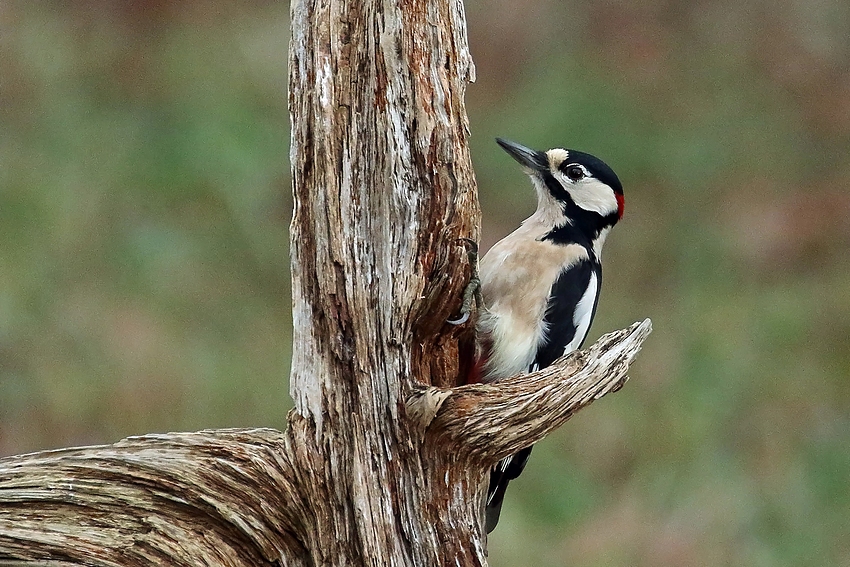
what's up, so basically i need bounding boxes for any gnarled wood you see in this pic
[286,0,481,563]
[0,429,307,566]
[0,325,650,566]
[426,319,652,461]
[0,1,651,565]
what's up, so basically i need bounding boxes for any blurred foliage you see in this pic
[0,1,291,450]
[2,1,849,566]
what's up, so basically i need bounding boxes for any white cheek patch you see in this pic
[554,172,619,216]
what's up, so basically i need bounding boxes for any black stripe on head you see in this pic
[541,170,570,202]
[540,168,620,247]
[559,150,623,195]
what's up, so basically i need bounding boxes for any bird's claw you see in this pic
[447,311,470,326]
[447,238,482,326]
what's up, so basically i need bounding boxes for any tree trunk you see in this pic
[0,1,652,566]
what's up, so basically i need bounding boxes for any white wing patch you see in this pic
[566,271,598,353]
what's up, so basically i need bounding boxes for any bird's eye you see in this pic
[565,165,585,182]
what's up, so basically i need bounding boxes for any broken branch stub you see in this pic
[413,319,652,464]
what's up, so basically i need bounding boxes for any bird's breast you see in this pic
[477,233,589,381]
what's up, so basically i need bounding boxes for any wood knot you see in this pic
[405,387,452,432]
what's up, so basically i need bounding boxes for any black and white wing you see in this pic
[533,258,601,369]
[485,258,602,533]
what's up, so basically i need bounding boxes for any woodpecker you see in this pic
[477,138,624,533]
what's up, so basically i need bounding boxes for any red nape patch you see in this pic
[616,193,625,220]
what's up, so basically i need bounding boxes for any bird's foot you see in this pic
[448,238,482,326]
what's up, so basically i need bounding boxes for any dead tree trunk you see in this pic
[0,1,651,566]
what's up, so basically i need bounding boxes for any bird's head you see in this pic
[496,138,624,236]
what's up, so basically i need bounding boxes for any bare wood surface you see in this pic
[0,323,650,566]
[0,1,652,565]
[285,0,483,563]
[428,319,652,461]
[0,429,307,566]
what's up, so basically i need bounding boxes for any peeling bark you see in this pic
[0,1,651,566]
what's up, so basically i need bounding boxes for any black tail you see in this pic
[485,446,533,533]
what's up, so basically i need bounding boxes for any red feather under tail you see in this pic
[466,355,485,384]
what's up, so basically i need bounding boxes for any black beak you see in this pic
[496,138,548,172]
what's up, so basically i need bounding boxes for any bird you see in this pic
[475,138,624,533]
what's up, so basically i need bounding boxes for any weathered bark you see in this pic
[0,324,649,566]
[428,320,652,462]
[0,1,652,566]
[0,430,308,566]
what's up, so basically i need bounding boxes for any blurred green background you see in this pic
[2,1,849,566]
